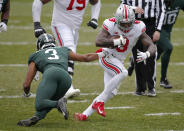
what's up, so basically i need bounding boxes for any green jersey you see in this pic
[0,0,8,12]
[28,47,70,73]
[162,0,184,32]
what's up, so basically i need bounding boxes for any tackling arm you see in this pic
[69,51,100,62]
[23,62,37,95]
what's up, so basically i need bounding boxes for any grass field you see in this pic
[0,0,184,131]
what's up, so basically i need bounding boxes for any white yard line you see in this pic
[0,90,183,99]
[1,62,184,67]
[105,106,135,109]
[144,112,181,116]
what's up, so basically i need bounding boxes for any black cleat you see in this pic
[160,78,173,89]
[57,97,69,120]
[134,91,146,96]
[147,88,156,97]
[128,56,134,76]
[17,116,39,127]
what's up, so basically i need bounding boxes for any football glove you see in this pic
[87,19,98,29]
[34,22,46,38]
[0,22,7,32]
[97,49,109,58]
[136,50,150,63]
[113,35,126,47]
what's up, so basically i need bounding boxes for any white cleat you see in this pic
[65,88,80,99]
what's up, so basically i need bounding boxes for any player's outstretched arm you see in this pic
[23,62,37,96]
[69,51,106,62]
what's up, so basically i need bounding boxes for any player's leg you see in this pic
[35,68,70,119]
[51,24,80,98]
[157,30,173,88]
[78,71,113,119]
[17,68,58,126]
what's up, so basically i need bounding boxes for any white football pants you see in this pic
[83,56,128,117]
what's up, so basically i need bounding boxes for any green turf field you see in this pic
[0,0,184,131]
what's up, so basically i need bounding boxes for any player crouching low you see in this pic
[74,4,156,121]
[17,33,107,127]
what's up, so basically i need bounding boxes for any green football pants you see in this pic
[35,67,71,119]
[156,30,173,80]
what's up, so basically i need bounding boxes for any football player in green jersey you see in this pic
[156,0,184,89]
[0,0,10,32]
[17,33,106,127]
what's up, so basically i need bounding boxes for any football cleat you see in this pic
[57,97,69,120]
[92,101,106,117]
[17,116,39,127]
[147,88,156,97]
[65,88,80,99]
[134,91,146,96]
[160,78,173,89]
[74,113,87,121]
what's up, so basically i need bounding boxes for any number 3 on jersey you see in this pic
[67,0,86,10]
[45,49,59,60]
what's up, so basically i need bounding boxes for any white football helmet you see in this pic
[115,4,135,32]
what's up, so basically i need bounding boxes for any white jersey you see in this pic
[52,0,89,29]
[102,17,146,62]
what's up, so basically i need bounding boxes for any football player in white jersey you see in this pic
[32,0,101,98]
[74,4,157,121]
[0,0,10,32]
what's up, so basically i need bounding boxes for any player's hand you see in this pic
[0,22,7,32]
[34,22,46,38]
[97,49,109,58]
[87,19,98,29]
[113,35,126,47]
[135,7,144,14]
[152,31,160,42]
[136,50,150,63]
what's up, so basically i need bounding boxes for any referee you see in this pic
[121,0,165,96]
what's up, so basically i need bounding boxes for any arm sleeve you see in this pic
[91,0,101,20]
[32,0,43,22]
[155,0,165,31]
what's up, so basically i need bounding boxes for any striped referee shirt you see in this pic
[121,0,165,31]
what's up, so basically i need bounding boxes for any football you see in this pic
[109,35,120,41]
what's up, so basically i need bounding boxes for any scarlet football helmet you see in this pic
[115,4,135,32]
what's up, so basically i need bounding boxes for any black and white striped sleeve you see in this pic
[155,0,165,31]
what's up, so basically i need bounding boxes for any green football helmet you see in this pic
[36,33,56,50]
